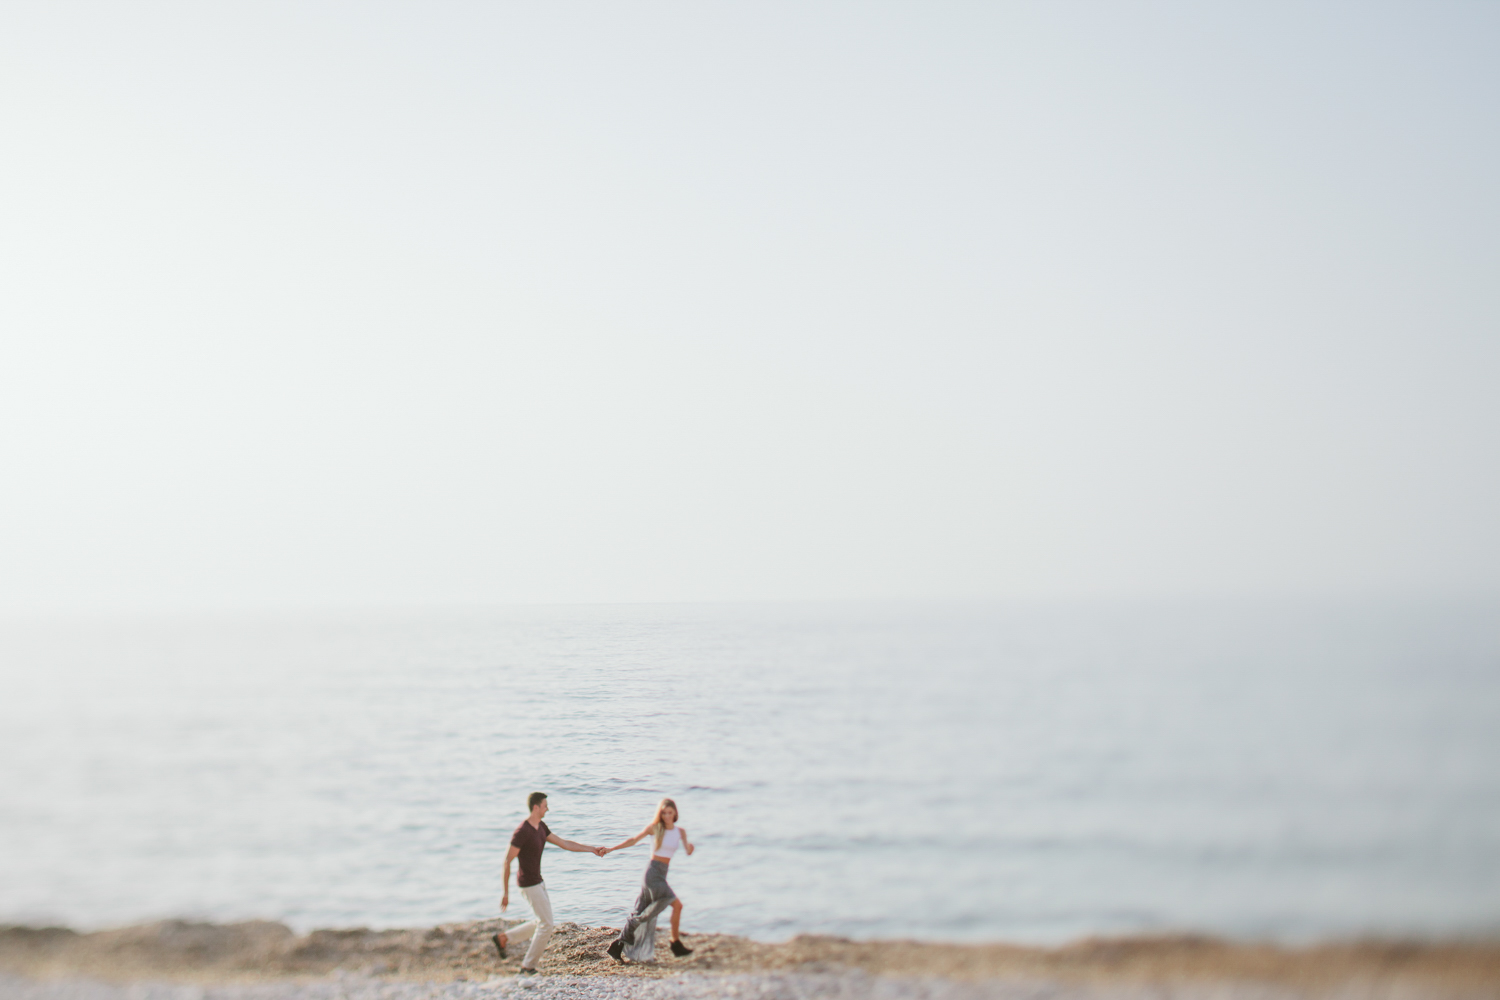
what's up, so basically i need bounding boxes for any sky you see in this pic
[0,2,1496,612]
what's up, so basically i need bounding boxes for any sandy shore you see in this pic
[2,920,1497,997]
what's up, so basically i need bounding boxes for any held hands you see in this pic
[592,846,609,857]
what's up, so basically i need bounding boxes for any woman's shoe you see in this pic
[606,940,625,963]
[670,939,693,957]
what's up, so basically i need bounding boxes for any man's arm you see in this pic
[501,845,520,910]
[546,832,604,855]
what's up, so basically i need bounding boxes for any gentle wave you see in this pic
[0,601,1497,943]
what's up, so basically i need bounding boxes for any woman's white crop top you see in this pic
[655,827,682,858]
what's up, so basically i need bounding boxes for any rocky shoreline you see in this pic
[2,920,1497,997]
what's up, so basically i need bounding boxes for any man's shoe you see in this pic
[670,939,693,957]
[606,940,625,963]
[517,967,538,976]
[491,933,507,959]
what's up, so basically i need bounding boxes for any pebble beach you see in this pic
[4,969,1475,1000]
[3,920,1497,1000]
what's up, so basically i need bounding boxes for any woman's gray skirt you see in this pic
[613,859,676,962]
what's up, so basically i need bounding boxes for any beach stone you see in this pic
[4,973,1495,1000]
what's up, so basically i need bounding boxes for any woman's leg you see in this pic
[609,883,672,961]
[667,898,693,955]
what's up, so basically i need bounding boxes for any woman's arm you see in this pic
[604,824,657,854]
[681,828,694,855]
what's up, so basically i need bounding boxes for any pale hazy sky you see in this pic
[1,2,1496,612]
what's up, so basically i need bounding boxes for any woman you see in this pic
[604,797,695,963]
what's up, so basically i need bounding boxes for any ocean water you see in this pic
[1,601,1497,944]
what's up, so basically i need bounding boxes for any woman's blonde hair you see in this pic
[651,797,679,852]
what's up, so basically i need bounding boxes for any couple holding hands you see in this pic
[494,791,695,974]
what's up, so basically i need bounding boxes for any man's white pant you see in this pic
[506,883,555,969]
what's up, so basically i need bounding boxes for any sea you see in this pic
[1,601,1497,945]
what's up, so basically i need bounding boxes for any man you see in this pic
[491,791,605,975]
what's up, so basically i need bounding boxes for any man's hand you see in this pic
[593,846,608,857]
[501,891,509,911]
